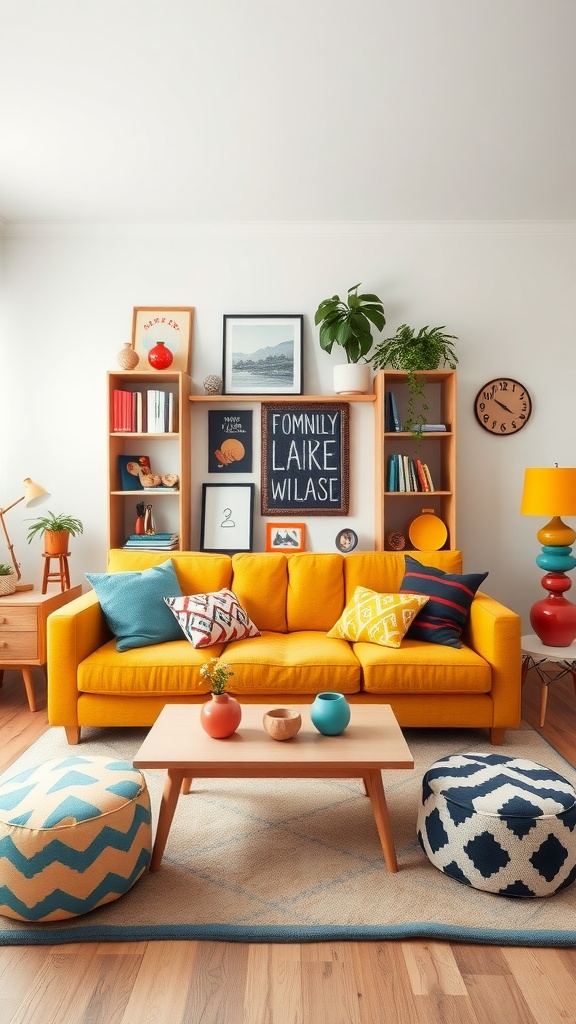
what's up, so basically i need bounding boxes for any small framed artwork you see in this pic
[265,522,306,553]
[200,483,254,553]
[208,410,253,473]
[222,314,303,395]
[335,528,358,553]
[131,307,194,373]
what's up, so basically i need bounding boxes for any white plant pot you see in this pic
[333,363,372,395]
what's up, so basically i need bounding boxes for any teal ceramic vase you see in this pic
[310,692,351,735]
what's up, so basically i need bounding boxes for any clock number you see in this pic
[511,421,517,429]
[478,401,485,411]
[483,413,489,423]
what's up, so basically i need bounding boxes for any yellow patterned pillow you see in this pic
[327,586,430,648]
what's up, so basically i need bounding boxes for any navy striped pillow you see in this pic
[400,556,488,648]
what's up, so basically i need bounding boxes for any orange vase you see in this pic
[200,693,242,738]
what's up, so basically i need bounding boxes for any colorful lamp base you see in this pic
[530,571,576,647]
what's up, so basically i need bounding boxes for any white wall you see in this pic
[2,220,575,630]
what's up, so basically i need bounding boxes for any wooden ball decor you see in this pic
[263,708,302,741]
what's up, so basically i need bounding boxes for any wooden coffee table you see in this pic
[134,702,414,873]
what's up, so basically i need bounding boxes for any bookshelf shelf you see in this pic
[374,369,456,551]
[107,370,191,550]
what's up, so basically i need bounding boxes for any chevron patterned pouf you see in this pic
[417,752,576,897]
[0,755,152,922]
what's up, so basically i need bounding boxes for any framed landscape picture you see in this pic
[222,314,303,395]
[131,307,194,373]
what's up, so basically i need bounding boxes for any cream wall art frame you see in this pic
[131,307,194,373]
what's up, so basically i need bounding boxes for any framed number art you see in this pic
[200,483,254,553]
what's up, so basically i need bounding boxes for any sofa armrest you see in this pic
[465,592,522,728]
[47,591,112,728]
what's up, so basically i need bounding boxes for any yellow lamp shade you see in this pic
[521,468,576,518]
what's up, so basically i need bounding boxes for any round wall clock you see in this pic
[474,378,532,435]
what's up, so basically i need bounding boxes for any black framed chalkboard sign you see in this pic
[261,402,350,516]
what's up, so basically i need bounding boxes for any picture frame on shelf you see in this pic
[131,307,194,374]
[200,483,254,553]
[261,402,350,516]
[208,410,253,473]
[265,522,306,552]
[222,314,303,395]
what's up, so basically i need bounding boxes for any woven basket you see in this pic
[0,572,16,596]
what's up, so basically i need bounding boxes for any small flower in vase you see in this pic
[199,657,234,694]
[199,659,240,738]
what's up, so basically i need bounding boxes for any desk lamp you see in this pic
[0,478,50,591]
[521,466,576,647]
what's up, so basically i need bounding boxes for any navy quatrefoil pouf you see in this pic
[417,752,576,897]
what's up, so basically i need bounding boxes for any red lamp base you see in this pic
[530,572,576,647]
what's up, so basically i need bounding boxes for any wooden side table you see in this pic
[521,633,576,727]
[0,586,82,712]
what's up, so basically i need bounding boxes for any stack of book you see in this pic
[112,389,176,433]
[122,533,179,551]
[387,454,435,492]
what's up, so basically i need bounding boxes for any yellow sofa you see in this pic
[47,549,521,746]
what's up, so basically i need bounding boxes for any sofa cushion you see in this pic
[164,589,260,648]
[78,638,221,695]
[355,638,491,693]
[327,586,429,648]
[287,553,345,632]
[231,553,288,632]
[343,550,464,603]
[400,556,488,649]
[219,630,361,694]
[85,560,184,652]
[107,549,233,595]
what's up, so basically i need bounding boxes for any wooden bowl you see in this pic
[263,708,302,741]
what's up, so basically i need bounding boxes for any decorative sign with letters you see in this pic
[261,402,349,516]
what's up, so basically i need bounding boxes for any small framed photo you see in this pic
[132,307,194,374]
[265,522,306,553]
[222,314,303,395]
[336,528,358,553]
[200,483,254,553]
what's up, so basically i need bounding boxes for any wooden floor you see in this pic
[1,666,576,1024]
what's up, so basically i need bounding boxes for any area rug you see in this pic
[1,722,576,947]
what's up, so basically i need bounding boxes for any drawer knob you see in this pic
[0,641,7,648]
[0,617,6,625]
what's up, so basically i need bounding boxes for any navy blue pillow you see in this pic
[400,556,488,648]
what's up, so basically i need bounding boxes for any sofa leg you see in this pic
[490,727,505,745]
[65,726,81,745]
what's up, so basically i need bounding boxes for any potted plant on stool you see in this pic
[26,511,84,554]
[0,564,16,596]
[314,283,386,394]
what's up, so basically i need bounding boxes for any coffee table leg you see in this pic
[150,768,187,871]
[364,769,399,872]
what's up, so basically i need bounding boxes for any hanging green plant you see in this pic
[370,324,458,437]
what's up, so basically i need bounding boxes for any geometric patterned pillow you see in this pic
[327,585,429,648]
[164,589,260,648]
[400,555,488,649]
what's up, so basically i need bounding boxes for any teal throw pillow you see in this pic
[86,559,184,652]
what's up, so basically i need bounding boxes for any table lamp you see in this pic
[0,478,50,592]
[521,465,576,647]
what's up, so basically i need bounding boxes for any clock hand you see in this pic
[494,399,513,414]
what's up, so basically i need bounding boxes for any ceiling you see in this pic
[1,0,575,225]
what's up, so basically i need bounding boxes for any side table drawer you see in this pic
[0,632,38,660]
[0,607,37,631]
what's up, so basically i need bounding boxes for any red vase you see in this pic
[148,341,173,369]
[134,515,145,535]
[200,693,242,738]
